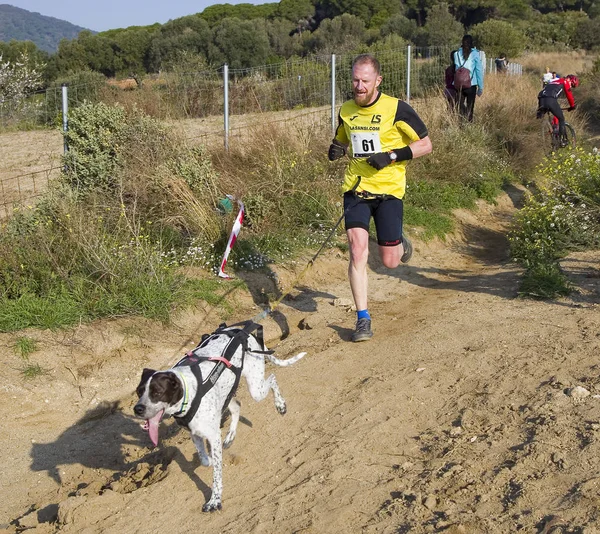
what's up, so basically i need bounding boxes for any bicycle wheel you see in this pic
[540,114,556,150]
[563,122,576,148]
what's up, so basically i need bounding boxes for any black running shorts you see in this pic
[343,192,404,246]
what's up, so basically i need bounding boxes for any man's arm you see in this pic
[328,114,350,161]
[564,83,576,108]
[365,136,432,170]
[408,135,432,159]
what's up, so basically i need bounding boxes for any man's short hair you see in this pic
[352,54,381,76]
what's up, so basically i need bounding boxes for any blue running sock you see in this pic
[357,309,371,320]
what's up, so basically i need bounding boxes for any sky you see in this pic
[6,0,275,32]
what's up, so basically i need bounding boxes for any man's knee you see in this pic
[379,247,400,268]
[382,257,400,269]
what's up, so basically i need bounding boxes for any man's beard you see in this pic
[354,88,377,106]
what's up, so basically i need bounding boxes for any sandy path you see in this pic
[1,189,600,533]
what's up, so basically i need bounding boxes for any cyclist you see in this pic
[536,74,579,147]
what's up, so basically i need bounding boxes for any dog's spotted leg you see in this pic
[202,433,223,512]
[270,375,287,415]
[191,434,211,467]
[223,399,240,449]
[247,373,287,415]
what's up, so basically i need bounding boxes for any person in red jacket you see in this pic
[536,74,579,146]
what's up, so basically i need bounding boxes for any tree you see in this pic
[276,0,315,25]
[0,52,44,121]
[405,0,436,26]
[423,3,464,47]
[470,19,527,57]
[200,3,278,26]
[209,18,271,69]
[111,27,156,79]
[380,14,418,41]
[304,14,366,54]
[573,17,600,49]
[148,16,212,72]
[265,19,304,58]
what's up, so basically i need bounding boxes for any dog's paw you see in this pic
[202,500,222,512]
[276,401,287,415]
[223,431,236,449]
[200,456,212,467]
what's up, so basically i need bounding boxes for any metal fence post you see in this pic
[406,45,411,103]
[223,64,229,152]
[331,54,336,137]
[61,84,68,154]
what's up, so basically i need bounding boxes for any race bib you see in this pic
[351,132,381,158]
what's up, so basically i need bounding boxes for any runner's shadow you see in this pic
[233,268,291,339]
[365,222,520,299]
[282,286,337,313]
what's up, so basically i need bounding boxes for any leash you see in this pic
[168,176,363,360]
[251,176,362,323]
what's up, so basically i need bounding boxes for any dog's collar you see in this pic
[172,371,191,417]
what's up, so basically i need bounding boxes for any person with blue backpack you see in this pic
[452,35,484,122]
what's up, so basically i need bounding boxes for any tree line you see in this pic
[1,0,599,88]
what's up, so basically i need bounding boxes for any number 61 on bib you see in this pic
[351,132,381,158]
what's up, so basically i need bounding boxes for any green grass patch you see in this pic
[518,263,572,299]
[404,206,454,241]
[13,335,37,358]
[20,362,48,380]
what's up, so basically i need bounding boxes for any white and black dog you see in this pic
[133,320,306,512]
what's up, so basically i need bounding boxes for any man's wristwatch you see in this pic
[388,151,397,162]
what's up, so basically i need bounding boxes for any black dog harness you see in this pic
[172,320,272,428]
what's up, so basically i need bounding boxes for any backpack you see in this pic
[454,50,472,90]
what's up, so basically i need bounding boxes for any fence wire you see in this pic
[1,46,521,216]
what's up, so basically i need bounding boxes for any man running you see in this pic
[328,54,432,342]
[537,74,579,147]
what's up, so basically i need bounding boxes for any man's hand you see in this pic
[328,139,346,161]
[568,104,577,111]
[366,152,393,170]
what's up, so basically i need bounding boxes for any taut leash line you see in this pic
[251,176,362,323]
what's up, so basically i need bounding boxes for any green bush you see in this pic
[61,102,128,191]
[470,20,526,59]
[44,70,107,125]
[509,147,600,297]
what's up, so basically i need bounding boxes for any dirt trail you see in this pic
[2,188,600,534]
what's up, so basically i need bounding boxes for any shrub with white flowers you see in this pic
[0,53,44,121]
[509,147,600,268]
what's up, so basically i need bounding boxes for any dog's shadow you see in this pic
[29,400,250,500]
[29,401,144,484]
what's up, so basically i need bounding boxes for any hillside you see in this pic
[0,4,90,53]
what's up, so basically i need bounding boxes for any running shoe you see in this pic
[352,317,373,342]
[401,232,413,263]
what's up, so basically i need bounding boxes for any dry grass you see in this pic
[1,51,596,216]
[0,129,63,216]
[518,50,595,78]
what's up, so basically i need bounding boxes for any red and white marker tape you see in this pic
[217,196,245,279]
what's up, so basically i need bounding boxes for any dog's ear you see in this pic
[135,368,156,397]
[150,372,183,404]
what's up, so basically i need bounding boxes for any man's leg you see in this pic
[458,89,467,118]
[373,196,406,268]
[347,227,373,342]
[547,98,566,138]
[347,227,370,312]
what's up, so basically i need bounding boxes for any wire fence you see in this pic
[0,46,522,218]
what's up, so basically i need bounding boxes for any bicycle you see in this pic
[540,109,576,151]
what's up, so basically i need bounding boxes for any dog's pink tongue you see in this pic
[145,409,164,447]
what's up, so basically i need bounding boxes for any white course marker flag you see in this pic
[217,196,245,279]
